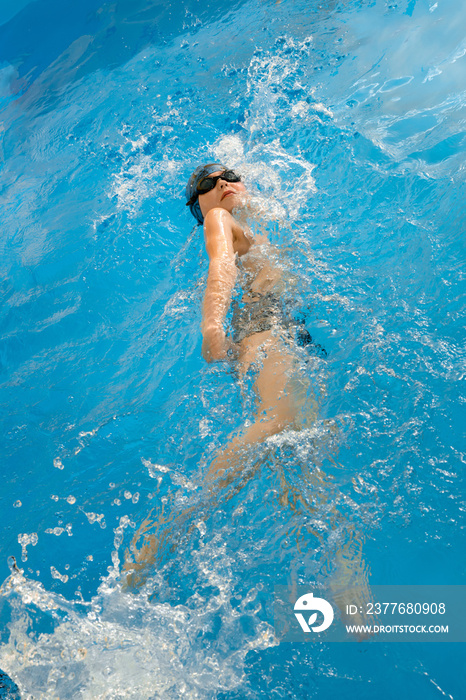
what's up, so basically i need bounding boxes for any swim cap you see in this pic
[185,162,227,225]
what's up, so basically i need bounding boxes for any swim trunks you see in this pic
[229,249,327,356]
[231,293,327,358]
[231,291,282,343]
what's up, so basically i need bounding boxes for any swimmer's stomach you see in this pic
[236,244,284,301]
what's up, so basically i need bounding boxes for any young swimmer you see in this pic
[186,162,318,478]
[125,163,372,635]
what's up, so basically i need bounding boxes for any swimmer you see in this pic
[186,162,318,480]
[124,162,372,637]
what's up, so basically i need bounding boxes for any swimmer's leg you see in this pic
[206,328,318,485]
[124,328,370,613]
[123,501,199,589]
[326,525,374,640]
[123,329,313,586]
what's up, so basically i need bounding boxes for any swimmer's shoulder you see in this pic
[203,207,252,255]
[203,207,240,232]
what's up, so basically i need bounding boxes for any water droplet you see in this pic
[17,533,38,561]
[196,521,207,536]
[7,556,19,573]
[51,566,69,583]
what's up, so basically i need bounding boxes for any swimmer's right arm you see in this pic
[201,208,237,362]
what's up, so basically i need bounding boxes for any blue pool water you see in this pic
[0,0,465,697]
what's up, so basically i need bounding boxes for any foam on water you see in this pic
[1,0,465,697]
[1,519,276,699]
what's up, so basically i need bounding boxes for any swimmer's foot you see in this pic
[330,578,374,641]
[122,504,200,591]
[326,525,374,641]
[122,533,160,590]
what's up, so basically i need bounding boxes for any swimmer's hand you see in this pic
[202,326,239,363]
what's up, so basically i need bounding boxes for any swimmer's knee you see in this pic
[256,415,296,439]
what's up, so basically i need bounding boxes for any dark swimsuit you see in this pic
[231,291,282,343]
[230,250,327,357]
[231,290,327,358]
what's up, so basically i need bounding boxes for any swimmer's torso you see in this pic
[231,218,282,298]
[229,216,286,344]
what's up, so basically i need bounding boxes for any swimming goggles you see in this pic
[186,170,241,206]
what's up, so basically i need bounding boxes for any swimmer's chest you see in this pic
[233,230,281,297]
[232,222,252,257]
[232,222,269,257]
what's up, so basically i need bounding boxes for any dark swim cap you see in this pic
[185,163,227,225]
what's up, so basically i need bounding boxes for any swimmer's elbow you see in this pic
[202,347,221,363]
[201,328,228,363]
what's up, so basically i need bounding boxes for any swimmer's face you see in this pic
[198,171,247,219]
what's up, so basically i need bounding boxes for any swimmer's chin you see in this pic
[231,194,255,218]
[224,192,249,211]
